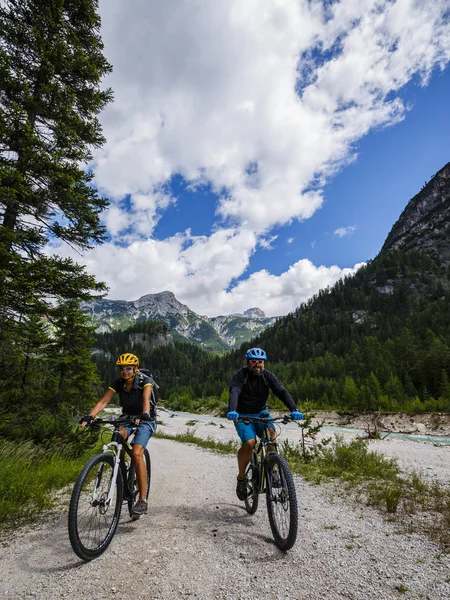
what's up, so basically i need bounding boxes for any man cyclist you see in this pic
[80,352,156,517]
[227,347,303,500]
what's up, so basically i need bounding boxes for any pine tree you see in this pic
[0,0,112,331]
[0,0,112,440]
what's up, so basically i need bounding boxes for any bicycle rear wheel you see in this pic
[265,453,298,551]
[244,453,259,514]
[68,453,123,561]
[127,448,151,518]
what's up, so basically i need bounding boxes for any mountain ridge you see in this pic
[83,291,277,351]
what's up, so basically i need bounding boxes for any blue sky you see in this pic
[55,0,450,317]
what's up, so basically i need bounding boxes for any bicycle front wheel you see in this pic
[127,448,151,518]
[68,453,123,561]
[244,453,259,514]
[265,453,298,551]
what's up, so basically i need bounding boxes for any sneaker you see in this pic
[236,477,248,501]
[131,498,148,517]
[271,469,282,488]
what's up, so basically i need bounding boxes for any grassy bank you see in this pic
[0,438,102,527]
[155,429,239,454]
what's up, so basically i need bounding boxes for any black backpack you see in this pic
[137,368,160,406]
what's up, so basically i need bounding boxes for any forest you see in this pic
[91,249,450,417]
[0,0,112,447]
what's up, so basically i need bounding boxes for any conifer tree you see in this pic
[0,0,112,332]
[0,0,112,439]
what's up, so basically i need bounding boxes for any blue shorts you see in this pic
[123,421,157,448]
[234,411,275,443]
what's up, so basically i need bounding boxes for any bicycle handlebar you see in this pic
[86,416,153,427]
[236,415,294,425]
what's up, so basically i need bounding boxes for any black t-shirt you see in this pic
[228,367,297,414]
[109,373,155,418]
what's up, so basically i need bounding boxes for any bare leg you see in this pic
[237,439,256,478]
[131,444,147,499]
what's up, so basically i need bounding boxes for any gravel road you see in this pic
[1,420,449,600]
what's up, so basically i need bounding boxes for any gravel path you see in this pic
[0,419,449,600]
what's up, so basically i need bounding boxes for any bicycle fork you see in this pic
[91,442,123,507]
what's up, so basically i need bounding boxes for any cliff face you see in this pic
[382,162,450,263]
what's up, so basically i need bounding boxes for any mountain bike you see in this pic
[68,417,151,561]
[238,415,298,551]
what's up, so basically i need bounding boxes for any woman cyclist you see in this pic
[80,352,156,517]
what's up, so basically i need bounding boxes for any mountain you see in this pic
[382,162,450,262]
[83,291,277,351]
[92,161,450,415]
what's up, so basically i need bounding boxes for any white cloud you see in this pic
[259,235,278,250]
[96,0,450,233]
[53,234,364,317]
[53,0,450,317]
[334,226,357,238]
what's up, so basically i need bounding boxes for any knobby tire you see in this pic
[244,453,259,514]
[265,453,298,551]
[68,453,123,561]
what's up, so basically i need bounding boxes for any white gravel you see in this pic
[0,413,449,600]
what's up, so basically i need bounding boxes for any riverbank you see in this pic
[314,410,450,437]
[157,409,450,486]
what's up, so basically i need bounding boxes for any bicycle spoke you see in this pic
[68,453,123,560]
[266,454,298,551]
[244,454,259,514]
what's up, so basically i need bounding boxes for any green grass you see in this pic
[281,435,401,483]
[0,438,102,527]
[155,428,239,454]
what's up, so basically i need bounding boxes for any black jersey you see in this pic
[109,372,156,418]
[228,367,297,414]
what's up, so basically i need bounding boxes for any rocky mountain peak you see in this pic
[84,292,276,350]
[133,290,189,315]
[243,307,266,318]
[382,162,450,263]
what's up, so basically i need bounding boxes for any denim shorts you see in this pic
[123,420,157,448]
[234,410,275,443]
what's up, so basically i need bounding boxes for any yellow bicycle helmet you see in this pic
[116,353,139,366]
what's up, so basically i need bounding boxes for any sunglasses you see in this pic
[119,366,134,372]
[249,359,264,364]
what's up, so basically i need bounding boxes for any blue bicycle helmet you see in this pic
[246,347,267,361]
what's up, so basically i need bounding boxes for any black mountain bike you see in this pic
[68,417,151,561]
[238,415,298,551]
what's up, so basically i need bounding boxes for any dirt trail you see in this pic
[0,437,449,600]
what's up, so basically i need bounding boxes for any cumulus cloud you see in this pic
[54,0,450,316]
[54,234,364,317]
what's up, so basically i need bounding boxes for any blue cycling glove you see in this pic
[291,410,304,420]
[227,411,239,421]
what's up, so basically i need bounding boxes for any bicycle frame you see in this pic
[253,427,276,492]
[92,419,138,506]
[239,415,291,492]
